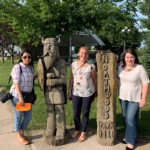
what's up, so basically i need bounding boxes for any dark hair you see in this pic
[122,48,140,68]
[18,50,34,67]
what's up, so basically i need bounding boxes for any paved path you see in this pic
[0,91,150,150]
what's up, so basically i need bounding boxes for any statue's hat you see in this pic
[42,38,57,45]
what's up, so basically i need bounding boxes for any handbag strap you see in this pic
[75,61,87,73]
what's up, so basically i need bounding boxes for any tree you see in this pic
[139,0,150,76]
[0,24,16,64]
[0,0,142,55]
[0,2,20,64]
[91,2,142,53]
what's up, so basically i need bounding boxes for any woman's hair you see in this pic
[18,50,34,66]
[78,46,89,53]
[122,48,140,67]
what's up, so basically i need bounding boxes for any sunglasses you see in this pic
[22,56,31,59]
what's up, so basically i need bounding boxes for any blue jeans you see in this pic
[120,99,139,145]
[11,96,32,132]
[72,93,95,132]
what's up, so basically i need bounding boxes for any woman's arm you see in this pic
[15,83,25,105]
[11,65,25,105]
[139,83,149,108]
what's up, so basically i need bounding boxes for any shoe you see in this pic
[71,131,80,139]
[126,146,134,150]
[18,137,30,145]
[78,133,86,142]
[122,139,127,144]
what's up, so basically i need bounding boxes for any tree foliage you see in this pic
[0,0,142,54]
[139,0,150,76]
[0,23,16,64]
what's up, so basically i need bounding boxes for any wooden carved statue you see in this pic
[37,38,70,146]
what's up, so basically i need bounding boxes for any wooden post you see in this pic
[96,51,117,146]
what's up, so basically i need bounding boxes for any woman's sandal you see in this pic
[126,146,134,150]
[122,139,127,144]
[18,137,29,145]
[126,144,134,150]
[71,131,80,139]
[78,134,86,142]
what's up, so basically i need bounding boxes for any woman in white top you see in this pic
[118,48,149,150]
[68,46,97,142]
[10,50,34,145]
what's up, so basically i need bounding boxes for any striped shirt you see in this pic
[10,62,34,98]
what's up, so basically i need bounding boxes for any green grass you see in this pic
[0,59,150,136]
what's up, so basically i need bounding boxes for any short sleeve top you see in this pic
[71,61,95,97]
[10,62,34,98]
[118,64,150,102]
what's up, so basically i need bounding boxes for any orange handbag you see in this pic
[16,102,31,111]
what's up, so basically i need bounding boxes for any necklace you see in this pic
[125,64,136,72]
[126,66,134,71]
[127,68,132,71]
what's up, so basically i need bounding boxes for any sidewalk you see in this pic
[0,92,150,150]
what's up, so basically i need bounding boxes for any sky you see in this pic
[117,1,147,32]
[117,1,147,47]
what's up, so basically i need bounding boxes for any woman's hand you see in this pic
[19,98,25,106]
[15,83,25,105]
[139,98,146,108]
[68,92,72,100]
[34,74,38,80]
[139,84,149,108]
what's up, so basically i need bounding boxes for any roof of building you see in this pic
[58,33,105,47]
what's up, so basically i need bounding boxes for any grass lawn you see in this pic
[0,59,150,136]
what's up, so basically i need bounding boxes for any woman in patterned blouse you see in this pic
[68,46,97,142]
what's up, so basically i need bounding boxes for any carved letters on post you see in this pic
[96,51,117,146]
[99,122,114,138]
[98,122,114,139]
[102,54,111,119]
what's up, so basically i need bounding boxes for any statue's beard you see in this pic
[43,55,55,70]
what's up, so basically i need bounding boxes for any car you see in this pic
[72,54,78,58]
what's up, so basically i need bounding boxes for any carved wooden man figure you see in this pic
[37,38,69,146]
